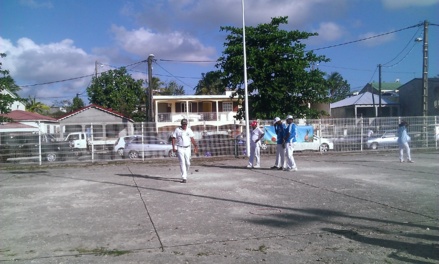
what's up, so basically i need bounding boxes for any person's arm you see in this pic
[172,137,177,152]
[190,137,198,153]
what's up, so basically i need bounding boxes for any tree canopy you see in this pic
[0,53,21,119]
[194,71,225,95]
[326,72,350,103]
[217,16,330,119]
[25,96,50,114]
[160,80,185,95]
[87,67,144,118]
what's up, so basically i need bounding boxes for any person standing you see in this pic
[271,117,286,170]
[283,115,298,171]
[172,119,198,183]
[247,120,265,168]
[397,121,413,163]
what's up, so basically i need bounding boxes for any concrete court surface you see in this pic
[1,150,438,264]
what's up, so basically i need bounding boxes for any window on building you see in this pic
[222,102,232,112]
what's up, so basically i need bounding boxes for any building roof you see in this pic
[359,82,401,94]
[0,110,57,122]
[330,91,399,108]
[57,104,133,122]
[0,122,39,133]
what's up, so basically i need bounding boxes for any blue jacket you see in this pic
[274,123,286,144]
[285,123,297,143]
[397,126,410,144]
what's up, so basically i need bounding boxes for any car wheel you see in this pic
[117,148,124,156]
[168,150,177,158]
[319,143,329,152]
[46,152,57,162]
[73,148,82,157]
[371,142,378,150]
[128,151,139,160]
[261,143,268,150]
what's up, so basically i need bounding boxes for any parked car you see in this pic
[366,130,401,149]
[0,132,71,162]
[294,135,334,152]
[123,136,176,159]
[333,135,367,151]
[113,135,142,156]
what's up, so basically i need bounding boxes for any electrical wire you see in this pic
[381,27,421,66]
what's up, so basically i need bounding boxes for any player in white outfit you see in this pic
[247,120,265,168]
[172,119,198,183]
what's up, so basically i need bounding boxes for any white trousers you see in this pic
[177,147,191,179]
[248,142,261,167]
[399,142,411,161]
[274,144,285,168]
[285,142,297,169]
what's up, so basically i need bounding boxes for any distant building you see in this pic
[398,78,439,116]
[0,88,25,112]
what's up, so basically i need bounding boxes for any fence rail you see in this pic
[1,116,437,166]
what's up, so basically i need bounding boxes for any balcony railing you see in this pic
[157,112,236,123]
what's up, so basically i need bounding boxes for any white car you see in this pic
[123,136,176,159]
[113,135,142,156]
[294,136,334,152]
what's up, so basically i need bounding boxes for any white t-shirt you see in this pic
[172,126,194,147]
[250,127,265,145]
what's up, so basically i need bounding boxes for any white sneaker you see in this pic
[246,165,253,168]
[286,167,298,172]
[253,165,261,168]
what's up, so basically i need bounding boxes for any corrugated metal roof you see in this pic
[330,92,399,108]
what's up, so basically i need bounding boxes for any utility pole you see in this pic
[421,20,429,116]
[378,64,382,117]
[147,54,155,122]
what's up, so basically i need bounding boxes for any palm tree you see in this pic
[194,71,224,95]
[25,96,50,114]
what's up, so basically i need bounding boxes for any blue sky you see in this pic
[1,0,438,106]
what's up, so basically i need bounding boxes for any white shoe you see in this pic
[246,165,253,168]
[285,167,298,172]
[253,165,261,168]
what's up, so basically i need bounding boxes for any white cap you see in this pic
[286,115,293,120]
[273,117,281,124]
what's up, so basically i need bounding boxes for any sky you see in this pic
[1,0,438,106]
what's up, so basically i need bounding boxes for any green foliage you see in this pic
[25,96,50,114]
[327,72,351,102]
[0,53,22,119]
[194,71,225,95]
[71,96,85,111]
[217,16,330,119]
[160,80,185,95]
[87,67,144,118]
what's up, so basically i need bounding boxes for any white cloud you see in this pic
[314,22,345,41]
[0,37,98,104]
[111,25,217,61]
[382,0,439,9]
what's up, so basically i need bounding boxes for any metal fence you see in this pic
[1,116,437,166]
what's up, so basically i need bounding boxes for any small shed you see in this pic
[57,104,134,139]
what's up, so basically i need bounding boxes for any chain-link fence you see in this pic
[1,116,437,166]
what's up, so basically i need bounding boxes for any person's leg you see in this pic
[273,144,281,167]
[177,148,186,179]
[184,147,191,177]
[290,144,297,169]
[399,144,404,162]
[285,143,293,169]
[404,142,412,161]
[254,145,261,167]
[248,144,255,167]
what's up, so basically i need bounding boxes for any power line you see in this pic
[308,23,421,52]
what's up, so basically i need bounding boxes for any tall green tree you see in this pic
[326,72,350,102]
[87,67,144,118]
[218,16,330,119]
[25,96,50,114]
[194,71,224,95]
[160,80,185,95]
[71,96,85,111]
[0,53,21,118]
